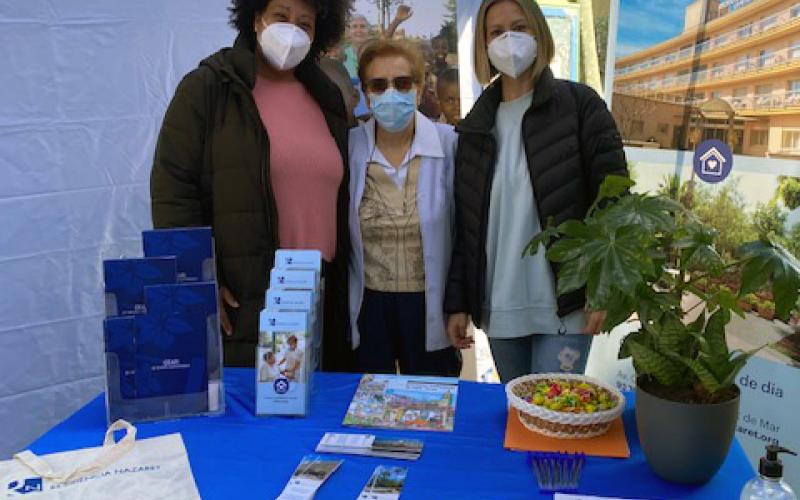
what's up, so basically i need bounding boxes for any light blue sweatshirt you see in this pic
[482,91,585,338]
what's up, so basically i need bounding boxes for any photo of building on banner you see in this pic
[602,0,800,489]
[608,0,800,332]
[612,0,800,157]
[322,1,461,126]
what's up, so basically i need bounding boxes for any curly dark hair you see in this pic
[229,0,349,59]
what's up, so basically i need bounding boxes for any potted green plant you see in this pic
[527,176,800,484]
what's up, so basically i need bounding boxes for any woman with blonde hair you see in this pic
[444,0,627,382]
[349,39,460,376]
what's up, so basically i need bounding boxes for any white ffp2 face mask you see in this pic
[487,31,538,79]
[258,22,311,71]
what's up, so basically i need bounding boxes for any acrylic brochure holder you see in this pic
[102,227,225,424]
[256,249,324,417]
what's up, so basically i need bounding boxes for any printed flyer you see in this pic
[343,374,459,432]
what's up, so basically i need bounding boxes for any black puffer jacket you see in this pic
[150,35,352,370]
[444,68,627,326]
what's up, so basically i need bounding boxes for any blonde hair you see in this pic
[473,0,555,85]
[357,38,425,91]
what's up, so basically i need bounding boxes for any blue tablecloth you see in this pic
[30,369,753,499]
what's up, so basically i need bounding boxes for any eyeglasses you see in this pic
[364,76,415,94]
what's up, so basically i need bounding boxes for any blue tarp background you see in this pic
[0,0,233,457]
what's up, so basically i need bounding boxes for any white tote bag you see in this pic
[1,420,200,499]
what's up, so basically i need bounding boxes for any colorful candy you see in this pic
[523,379,617,413]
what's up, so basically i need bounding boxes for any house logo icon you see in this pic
[693,139,733,184]
[698,147,726,176]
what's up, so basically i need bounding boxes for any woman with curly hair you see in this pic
[150,0,353,370]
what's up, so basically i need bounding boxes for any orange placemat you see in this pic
[504,408,630,458]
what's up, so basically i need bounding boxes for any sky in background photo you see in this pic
[616,0,695,57]
[353,0,449,38]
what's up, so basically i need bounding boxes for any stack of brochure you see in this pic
[102,227,225,423]
[256,250,323,417]
[315,433,423,461]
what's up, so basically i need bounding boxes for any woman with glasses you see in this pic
[444,0,628,382]
[348,39,461,376]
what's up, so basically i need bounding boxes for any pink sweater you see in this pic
[252,74,343,261]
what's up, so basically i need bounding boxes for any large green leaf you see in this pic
[603,294,637,332]
[584,225,647,308]
[588,175,635,214]
[718,350,759,388]
[738,239,800,318]
[547,237,586,263]
[675,223,725,273]
[524,224,560,256]
[619,329,654,359]
[601,195,684,234]
[673,355,722,393]
[555,256,592,296]
[703,308,730,359]
[627,340,684,386]
[657,314,689,353]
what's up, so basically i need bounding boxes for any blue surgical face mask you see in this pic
[368,89,417,133]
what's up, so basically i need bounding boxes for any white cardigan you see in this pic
[348,112,457,352]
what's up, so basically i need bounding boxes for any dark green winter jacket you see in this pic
[150,35,352,370]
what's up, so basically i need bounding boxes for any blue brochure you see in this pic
[103,316,137,399]
[142,227,214,282]
[103,257,177,316]
[143,282,217,322]
[134,313,208,399]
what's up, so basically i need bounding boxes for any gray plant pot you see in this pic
[635,378,741,484]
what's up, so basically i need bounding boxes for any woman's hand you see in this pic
[447,313,474,349]
[582,310,607,335]
[219,286,239,336]
[393,5,413,24]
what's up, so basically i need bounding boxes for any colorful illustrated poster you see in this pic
[344,374,459,432]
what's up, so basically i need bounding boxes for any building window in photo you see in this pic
[737,24,752,39]
[750,130,768,146]
[759,14,777,31]
[788,80,800,104]
[735,55,751,72]
[782,130,800,152]
[790,41,800,60]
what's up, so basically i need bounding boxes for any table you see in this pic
[30,369,753,499]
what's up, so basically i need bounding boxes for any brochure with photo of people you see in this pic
[256,311,312,417]
[343,374,459,432]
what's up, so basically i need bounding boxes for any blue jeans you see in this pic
[489,334,593,383]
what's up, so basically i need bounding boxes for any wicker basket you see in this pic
[506,373,625,439]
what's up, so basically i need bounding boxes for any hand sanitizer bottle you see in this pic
[741,445,797,500]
